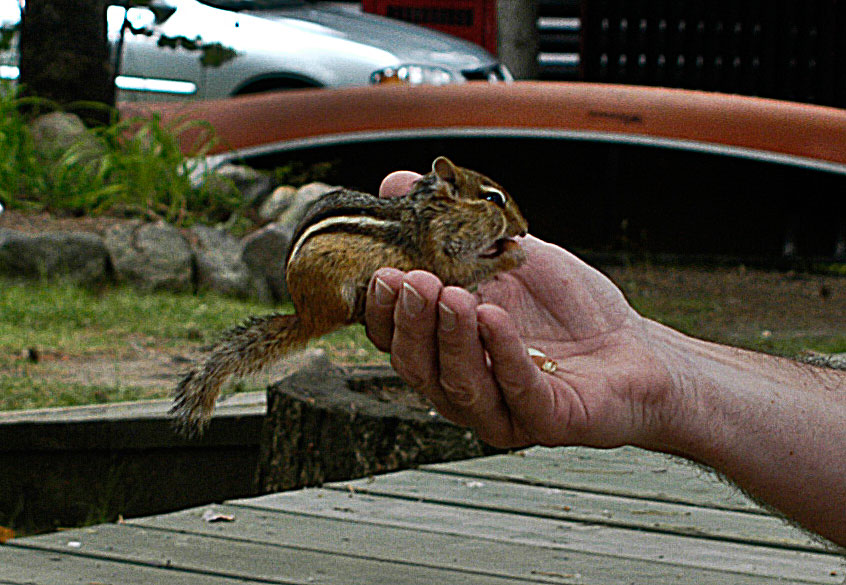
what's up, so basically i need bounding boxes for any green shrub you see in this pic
[0,88,241,226]
[94,113,243,225]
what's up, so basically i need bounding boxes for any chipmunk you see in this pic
[171,156,529,436]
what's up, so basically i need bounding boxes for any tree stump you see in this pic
[255,350,499,493]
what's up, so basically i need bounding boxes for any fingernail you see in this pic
[374,277,396,307]
[402,282,425,316]
[441,380,473,405]
[438,302,456,332]
[477,321,490,339]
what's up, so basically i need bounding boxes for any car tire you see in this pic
[235,77,321,95]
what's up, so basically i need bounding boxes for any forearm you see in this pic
[645,321,846,546]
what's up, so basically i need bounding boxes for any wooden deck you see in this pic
[2,446,843,584]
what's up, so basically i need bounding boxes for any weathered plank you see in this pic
[9,523,548,585]
[132,503,832,585]
[233,488,844,584]
[330,468,821,550]
[4,445,844,585]
[0,545,254,584]
[425,447,758,512]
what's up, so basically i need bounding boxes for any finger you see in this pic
[365,268,405,352]
[434,286,507,430]
[477,304,568,447]
[379,171,421,199]
[389,270,443,399]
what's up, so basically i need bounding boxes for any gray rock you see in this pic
[800,351,846,370]
[258,185,297,224]
[0,229,109,283]
[28,112,104,168]
[104,221,193,292]
[197,172,239,210]
[190,224,251,298]
[275,182,336,229]
[241,222,294,302]
[207,164,274,208]
[242,182,336,302]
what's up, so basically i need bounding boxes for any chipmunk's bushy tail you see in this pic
[171,313,308,437]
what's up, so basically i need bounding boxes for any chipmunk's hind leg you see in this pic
[171,313,309,437]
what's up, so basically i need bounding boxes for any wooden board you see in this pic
[236,488,841,584]
[426,446,758,512]
[12,523,547,585]
[2,446,843,584]
[131,502,811,585]
[321,468,820,549]
[0,546,252,584]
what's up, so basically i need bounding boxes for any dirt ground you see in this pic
[21,262,846,399]
[0,209,131,236]
[3,210,845,398]
[601,263,846,348]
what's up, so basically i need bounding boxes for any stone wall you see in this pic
[0,177,336,303]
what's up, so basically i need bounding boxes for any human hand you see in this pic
[366,172,675,449]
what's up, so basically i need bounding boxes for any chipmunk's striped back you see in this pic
[286,190,404,268]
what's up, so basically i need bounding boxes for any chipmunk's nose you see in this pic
[513,218,528,238]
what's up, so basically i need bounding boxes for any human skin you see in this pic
[365,170,846,547]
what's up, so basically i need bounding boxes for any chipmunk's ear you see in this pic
[432,156,458,183]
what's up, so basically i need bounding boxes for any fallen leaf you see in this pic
[201,510,235,523]
[0,526,14,543]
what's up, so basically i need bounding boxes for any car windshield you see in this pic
[199,0,307,10]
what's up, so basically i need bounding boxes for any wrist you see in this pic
[638,321,846,545]
[633,319,725,463]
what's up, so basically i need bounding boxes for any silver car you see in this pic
[0,0,511,102]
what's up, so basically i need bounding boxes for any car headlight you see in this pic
[370,65,455,86]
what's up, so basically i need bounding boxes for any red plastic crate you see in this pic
[363,0,497,54]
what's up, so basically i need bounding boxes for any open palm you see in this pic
[467,235,673,448]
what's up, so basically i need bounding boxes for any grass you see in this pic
[0,88,350,412]
[0,278,385,411]
[0,86,337,229]
[628,293,846,356]
[609,263,846,357]
[0,86,246,226]
[2,265,844,411]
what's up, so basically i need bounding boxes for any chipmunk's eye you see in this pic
[480,186,506,208]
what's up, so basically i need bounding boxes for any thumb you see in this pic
[379,171,421,199]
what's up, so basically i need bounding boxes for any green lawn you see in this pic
[0,278,385,411]
[1,265,844,411]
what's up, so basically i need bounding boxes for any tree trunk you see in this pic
[255,350,501,493]
[18,0,115,125]
[497,0,539,80]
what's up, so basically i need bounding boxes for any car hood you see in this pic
[242,4,495,70]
